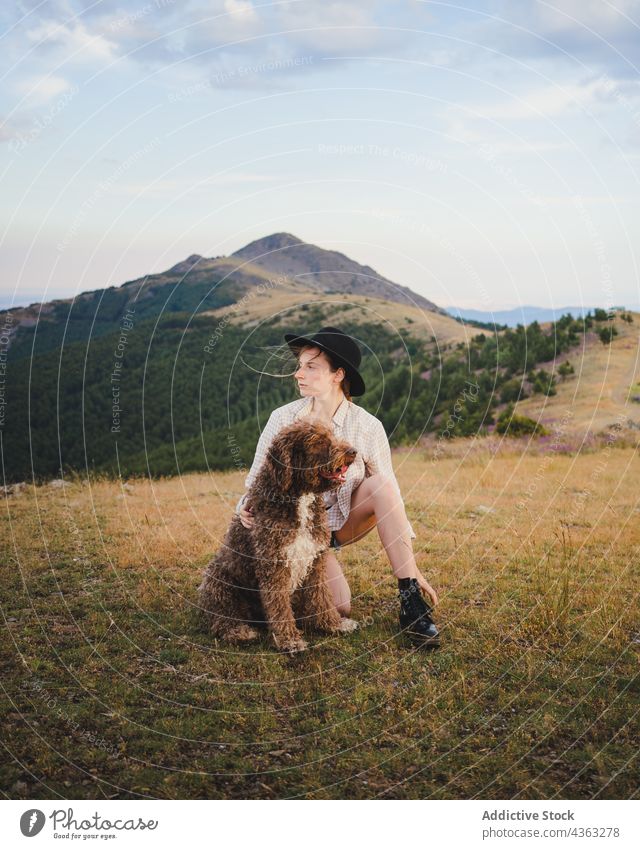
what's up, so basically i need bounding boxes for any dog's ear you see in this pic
[269,433,294,490]
[280,450,293,491]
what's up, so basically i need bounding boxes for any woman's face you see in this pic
[294,347,343,397]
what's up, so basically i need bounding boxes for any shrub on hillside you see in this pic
[528,368,557,396]
[594,308,612,322]
[500,378,529,403]
[496,404,548,436]
[598,324,618,345]
[558,361,575,380]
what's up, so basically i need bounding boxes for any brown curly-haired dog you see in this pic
[198,420,359,653]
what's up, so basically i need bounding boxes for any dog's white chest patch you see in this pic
[285,493,322,593]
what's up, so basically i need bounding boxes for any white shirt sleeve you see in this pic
[365,418,417,540]
[235,408,282,514]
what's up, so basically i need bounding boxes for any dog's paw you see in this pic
[226,625,260,643]
[274,633,308,654]
[337,617,359,633]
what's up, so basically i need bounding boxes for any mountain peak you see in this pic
[232,233,303,258]
[166,254,205,275]
[230,233,446,315]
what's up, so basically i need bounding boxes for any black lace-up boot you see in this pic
[398,577,440,647]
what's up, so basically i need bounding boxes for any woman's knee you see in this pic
[324,552,351,615]
[334,575,351,616]
[365,473,398,506]
[336,597,351,617]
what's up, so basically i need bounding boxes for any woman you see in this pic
[235,326,440,646]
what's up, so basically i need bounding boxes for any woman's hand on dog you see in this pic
[239,505,255,529]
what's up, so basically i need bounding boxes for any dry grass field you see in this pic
[1,429,638,799]
[516,317,640,436]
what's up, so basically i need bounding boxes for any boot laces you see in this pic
[401,581,433,620]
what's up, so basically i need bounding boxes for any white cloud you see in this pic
[26,18,117,61]
[277,1,391,53]
[478,78,615,120]
[224,0,258,23]
[16,74,71,104]
[534,0,639,36]
[487,0,640,81]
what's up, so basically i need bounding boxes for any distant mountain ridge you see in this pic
[445,304,627,327]
[2,233,445,358]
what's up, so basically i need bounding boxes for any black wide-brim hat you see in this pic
[284,326,366,396]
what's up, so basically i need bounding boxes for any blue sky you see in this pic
[2,0,639,311]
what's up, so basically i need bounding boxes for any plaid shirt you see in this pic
[235,396,416,539]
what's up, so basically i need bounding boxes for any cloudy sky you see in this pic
[2,0,639,311]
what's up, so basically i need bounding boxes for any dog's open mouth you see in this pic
[320,463,350,484]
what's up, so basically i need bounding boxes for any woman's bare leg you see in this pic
[334,473,417,581]
[324,550,351,616]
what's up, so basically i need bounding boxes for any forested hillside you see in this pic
[1,305,608,482]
